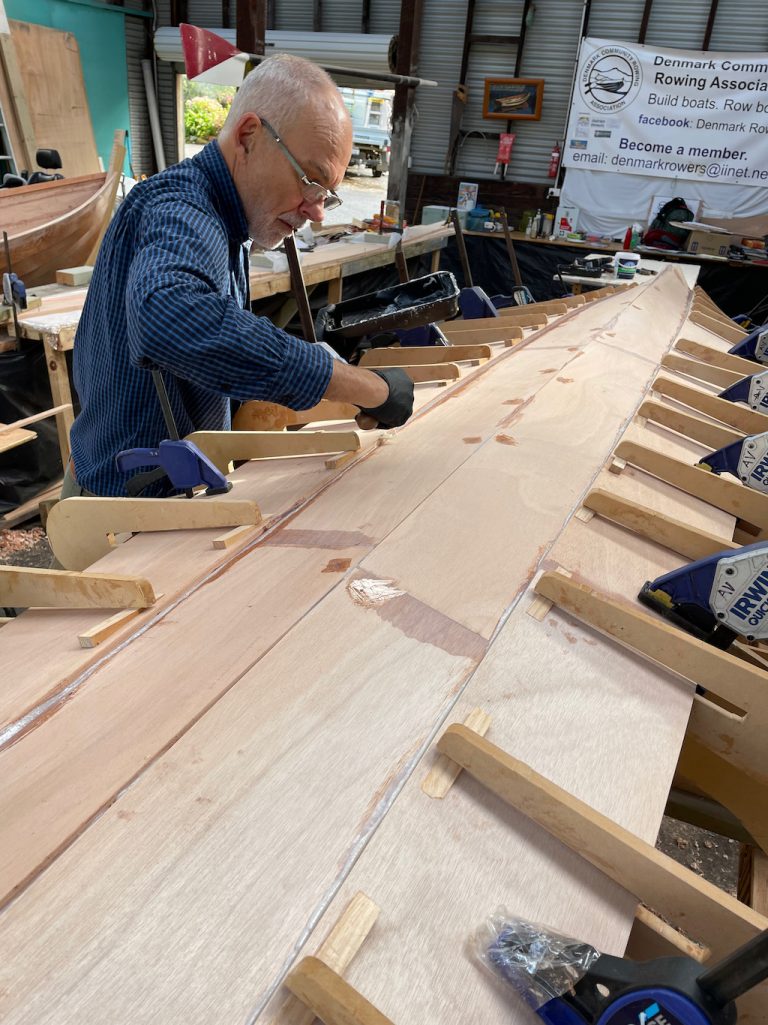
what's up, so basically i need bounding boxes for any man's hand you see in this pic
[323,361,414,430]
[357,368,414,428]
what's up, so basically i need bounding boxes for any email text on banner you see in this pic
[564,38,768,185]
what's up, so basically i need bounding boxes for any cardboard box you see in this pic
[684,228,732,258]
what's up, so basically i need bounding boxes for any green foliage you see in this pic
[181,75,235,143]
[184,94,231,143]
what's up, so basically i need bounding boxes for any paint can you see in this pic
[614,251,640,279]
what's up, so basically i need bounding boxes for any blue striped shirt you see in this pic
[70,140,333,496]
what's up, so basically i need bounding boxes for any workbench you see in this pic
[1,272,764,1023]
[7,223,451,472]
[555,256,700,294]
[456,230,768,313]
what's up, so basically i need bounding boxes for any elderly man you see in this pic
[66,54,413,498]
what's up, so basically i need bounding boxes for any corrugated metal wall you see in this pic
[124,0,155,177]
[151,0,768,181]
[409,0,584,184]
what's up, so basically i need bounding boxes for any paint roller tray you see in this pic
[316,271,459,341]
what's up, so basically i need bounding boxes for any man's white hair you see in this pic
[221,53,342,136]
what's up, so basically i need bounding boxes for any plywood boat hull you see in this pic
[0,172,114,287]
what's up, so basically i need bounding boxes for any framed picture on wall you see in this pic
[483,78,544,121]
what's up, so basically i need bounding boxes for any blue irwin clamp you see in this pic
[728,323,768,364]
[116,439,232,496]
[719,370,768,412]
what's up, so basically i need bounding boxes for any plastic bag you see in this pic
[472,911,602,1011]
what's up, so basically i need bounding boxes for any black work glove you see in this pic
[358,367,414,428]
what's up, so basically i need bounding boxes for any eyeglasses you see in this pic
[260,117,343,212]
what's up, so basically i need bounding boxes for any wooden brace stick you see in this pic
[187,430,360,473]
[533,571,763,724]
[436,724,768,963]
[690,311,748,344]
[375,363,461,384]
[582,489,739,562]
[660,353,743,390]
[614,439,768,530]
[0,565,156,609]
[675,338,758,377]
[47,496,262,572]
[359,344,492,367]
[637,399,743,452]
[285,958,395,1025]
[652,376,768,436]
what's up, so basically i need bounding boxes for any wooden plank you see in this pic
[0,566,156,610]
[0,404,71,434]
[55,266,93,288]
[614,439,768,530]
[676,338,759,377]
[500,301,568,317]
[661,352,743,389]
[9,20,100,178]
[359,344,493,367]
[46,496,263,572]
[0,424,36,454]
[77,608,142,649]
[0,11,36,168]
[637,399,742,451]
[652,375,768,435]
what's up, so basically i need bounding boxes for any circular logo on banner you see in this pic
[580,45,642,112]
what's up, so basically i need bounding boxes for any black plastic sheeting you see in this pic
[440,235,768,318]
[0,341,71,514]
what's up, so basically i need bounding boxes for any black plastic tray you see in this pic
[316,271,459,343]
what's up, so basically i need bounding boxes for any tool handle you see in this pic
[698,928,768,1005]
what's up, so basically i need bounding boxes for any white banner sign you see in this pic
[564,38,768,187]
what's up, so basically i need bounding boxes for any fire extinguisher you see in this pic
[548,141,561,179]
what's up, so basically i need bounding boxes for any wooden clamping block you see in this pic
[421,707,491,797]
[501,300,568,317]
[660,353,744,391]
[269,892,380,1025]
[675,338,758,378]
[55,266,94,287]
[637,399,743,452]
[186,430,361,474]
[0,565,157,609]
[652,375,768,436]
[233,400,359,431]
[435,722,768,1020]
[359,344,492,367]
[46,496,262,571]
[614,439,768,532]
[533,570,768,858]
[285,958,395,1025]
